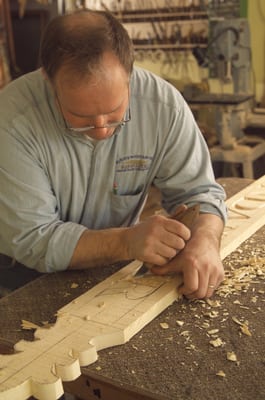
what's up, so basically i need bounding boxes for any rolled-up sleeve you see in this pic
[0,133,86,273]
[154,95,227,222]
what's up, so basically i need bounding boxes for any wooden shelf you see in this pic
[115,10,208,22]
[133,43,207,50]
[111,2,209,54]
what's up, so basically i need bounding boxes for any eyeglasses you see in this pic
[56,92,131,139]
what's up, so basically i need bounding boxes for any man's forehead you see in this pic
[55,51,129,89]
[55,75,129,118]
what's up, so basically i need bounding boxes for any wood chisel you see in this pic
[134,203,200,277]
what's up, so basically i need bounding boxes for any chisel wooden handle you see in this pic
[172,203,200,228]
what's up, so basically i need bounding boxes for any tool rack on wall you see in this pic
[85,1,210,87]
[97,1,209,52]
[82,1,242,65]
[75,1,244,74]
[76,1,210,92]
[208,0,241,18]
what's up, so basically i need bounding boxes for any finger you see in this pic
[161,232,186,252]
[151,264,172,275]
[176,263,200,298]
[146,250,176,267]
[150,254,182,275]
[164,220,191,241]
[188,269,223,299]
[154,240,179,260]
[195,271,212,299]
[204,263,224,297]
[205,283,217,298]
[184,270,212,299]
[205,272,224,298]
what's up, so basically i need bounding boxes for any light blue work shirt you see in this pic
[0,67,227,272]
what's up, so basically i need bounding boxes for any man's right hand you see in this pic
[124,215,191,266]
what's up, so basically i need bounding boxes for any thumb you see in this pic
[151,255,184,275]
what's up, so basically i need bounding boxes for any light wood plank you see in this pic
[0,176,265,400]
[220,175,265,260]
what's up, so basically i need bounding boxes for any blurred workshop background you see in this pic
[0,0,264,178]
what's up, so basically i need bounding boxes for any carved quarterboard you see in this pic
[0,261,181,400]
[0,175,265,400]
[220,174,265,260]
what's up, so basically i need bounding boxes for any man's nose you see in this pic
[92,114,108,128]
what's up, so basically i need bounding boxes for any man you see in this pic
[0,9,227,299]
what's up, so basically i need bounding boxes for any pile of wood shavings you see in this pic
[216,255,265,298]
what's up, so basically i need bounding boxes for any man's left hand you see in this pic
[151,214,225,299]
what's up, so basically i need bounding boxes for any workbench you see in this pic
[0,178,264,400]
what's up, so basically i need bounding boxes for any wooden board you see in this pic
[220,174,265,260]
[0,175,265,400]
[0,260,182,400]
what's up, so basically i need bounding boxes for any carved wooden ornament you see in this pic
[0,175,265,400]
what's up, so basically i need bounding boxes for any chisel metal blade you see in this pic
[134,262,151,277]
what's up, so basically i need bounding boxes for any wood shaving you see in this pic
[21,320,40,330]
[208,329,219,335]
[160,322,169,329]
[206,299,221,307]
[240,324,252,336]
[203,311,219,318]
[227,351,237,362]
[180,331,190,337]
[21,319,53,331]
[176,320,184,327]
[186,344,196,350]
[70,283,79,289]
[232,316,243,326]
[217,257,265,297]
[210,338,224,347]
[216,370,226,378]
[232,316,252,336]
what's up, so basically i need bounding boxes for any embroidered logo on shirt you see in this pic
[116,155,153,172]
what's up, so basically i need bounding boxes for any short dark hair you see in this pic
[40,9,134,81]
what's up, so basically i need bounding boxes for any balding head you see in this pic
[40,9,134,82]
